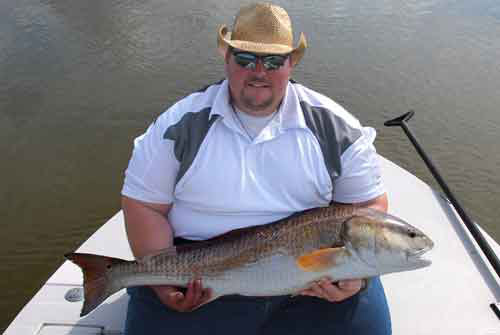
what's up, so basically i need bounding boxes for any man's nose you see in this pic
[252,60,267,75]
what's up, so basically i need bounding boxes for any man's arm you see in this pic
[122,196,211,311]
[352,192,388,212]
[122,196,173,258]
[300,193,388,302]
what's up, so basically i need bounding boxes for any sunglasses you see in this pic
[232,50,289,71]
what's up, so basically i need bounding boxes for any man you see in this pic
[121,3,391,334]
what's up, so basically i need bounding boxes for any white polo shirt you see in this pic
[122,80,384,240]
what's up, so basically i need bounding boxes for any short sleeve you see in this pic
[121,113,180,204]
[332,127,385,203]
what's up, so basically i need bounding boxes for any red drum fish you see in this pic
[66,206,433,316]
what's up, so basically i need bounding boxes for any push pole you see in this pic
[384,111,500,280]
[385,111,500,318]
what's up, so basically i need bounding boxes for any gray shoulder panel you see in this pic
[300,101,362,181]
[163,108,219,184]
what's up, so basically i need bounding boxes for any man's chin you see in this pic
[241,96,274,113]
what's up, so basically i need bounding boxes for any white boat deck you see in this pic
[4,157,500,334]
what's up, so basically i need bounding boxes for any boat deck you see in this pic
[4,157,500,334]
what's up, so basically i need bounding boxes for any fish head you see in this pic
[341,208,434,272]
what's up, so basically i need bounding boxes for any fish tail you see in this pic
[65,252,128,316]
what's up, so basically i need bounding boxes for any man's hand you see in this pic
[300,278,364,302]
[151,279,212,312]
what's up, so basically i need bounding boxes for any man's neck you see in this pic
[230,99,281,118]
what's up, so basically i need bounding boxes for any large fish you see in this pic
[66,206,433,316]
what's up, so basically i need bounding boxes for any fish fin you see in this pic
[296,247,347,272]
[65,252,129,317]
[137,246,177,264]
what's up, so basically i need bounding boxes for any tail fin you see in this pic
[65,252,129,317]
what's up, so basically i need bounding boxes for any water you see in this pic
[1,0,499,330]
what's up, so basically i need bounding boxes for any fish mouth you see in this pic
[409,246,432,257]
[406,245,433,266]
[407,236,434,259]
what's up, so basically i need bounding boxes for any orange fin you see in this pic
[65,252,129,317]
[296,247,347,272]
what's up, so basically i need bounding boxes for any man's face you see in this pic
[225,49,294,116]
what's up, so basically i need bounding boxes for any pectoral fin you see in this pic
[296,247,347,272]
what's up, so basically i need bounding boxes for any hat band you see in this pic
[217,25,307,66]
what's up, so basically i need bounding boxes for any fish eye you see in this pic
[408,230,417,238]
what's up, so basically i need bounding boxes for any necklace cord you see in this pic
[230,104,279,141]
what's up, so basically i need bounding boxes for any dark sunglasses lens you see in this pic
[262,55,287,70]
[234,53,257,69]
[233,52,287,70]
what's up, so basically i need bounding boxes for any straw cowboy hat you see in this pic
[217,3,307,66]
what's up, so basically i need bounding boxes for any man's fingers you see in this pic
[299,278,364,302]
[317,279,343,299]
[192,279,203,303]
[151,280,212,312]
[152,285,180,303]
[338,279,363,291]
[299,281,325,298]
[174,280,208,311]
[323,279,362,301]
[169,291,184,303]
[182,280,194,303]
[184,280,202,306]
[199,287,212,304]
[300,288,320,297]
[151,285,186,311]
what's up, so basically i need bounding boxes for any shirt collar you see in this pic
[278,81,308,131]
[211,79,309,134]
[210,80,233,119]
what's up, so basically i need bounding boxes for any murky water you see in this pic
[1,0,500,330]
